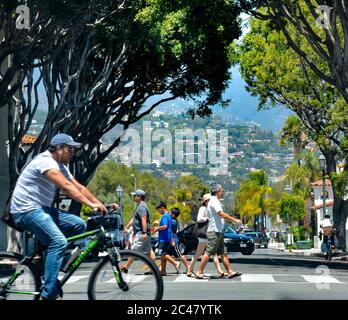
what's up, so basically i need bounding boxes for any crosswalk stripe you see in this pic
[301,275,342,284]
[59,272,347,285]
[105,274,148,283]
[241,274,276,283]
[173,274,209,282]
[58,275,89,284]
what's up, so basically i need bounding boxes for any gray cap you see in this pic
[50,133,82,147]
[131,189,146,196]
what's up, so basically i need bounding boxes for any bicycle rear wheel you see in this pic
[0,251,41,300]
[88,250,163,300]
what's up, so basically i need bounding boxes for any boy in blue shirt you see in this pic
[169,207,190,273]
[155,202,180,276]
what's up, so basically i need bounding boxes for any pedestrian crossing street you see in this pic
[59,272,348,285]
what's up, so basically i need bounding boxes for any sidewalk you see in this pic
[268,242,348,261]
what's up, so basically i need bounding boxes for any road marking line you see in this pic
[301,275,342,284]
[173,274,209,282]
[58,275,89,284]
[241,274,276,282]
[105,274,147,283]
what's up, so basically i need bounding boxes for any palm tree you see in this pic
[236,170,272,232]
[279,115,308,165]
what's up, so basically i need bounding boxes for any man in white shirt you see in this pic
[195,184,242,279]
[319,214,335,249]
[11,133,107,300]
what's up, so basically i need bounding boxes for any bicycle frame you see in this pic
[59,229,101,286]
[2,227,113,298]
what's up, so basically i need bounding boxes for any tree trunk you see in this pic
[333,197,348,251]
[0,106,10,251]
[325,151,347,250]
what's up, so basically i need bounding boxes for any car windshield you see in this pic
[224,225,236,234]
[245,233,258,238]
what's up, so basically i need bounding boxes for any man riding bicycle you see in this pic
[319,214,335,252]
[10,133,107,300]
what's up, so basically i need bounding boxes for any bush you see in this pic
[290,226,306,242]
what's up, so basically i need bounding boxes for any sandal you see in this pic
[186,270,196,277]
[195,273,205,280]
[228,272,242,279]
[217,272,227,278]
[175,262,181,274]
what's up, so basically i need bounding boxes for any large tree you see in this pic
[1,0,244,251]
[238,12,348,248]
[240,0,348,104]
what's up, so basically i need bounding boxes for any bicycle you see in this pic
[0,205,163,300]
[324,234,335,261]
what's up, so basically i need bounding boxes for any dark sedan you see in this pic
[244,231,269,248]
[177,223,255,255]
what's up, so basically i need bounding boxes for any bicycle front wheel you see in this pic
[0,251,41,300]
[88,250,163,300]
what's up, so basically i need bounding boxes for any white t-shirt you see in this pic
[197,206,208,223]
[11,151,73,213]
[320,218,333,228]
[207,195,224,233]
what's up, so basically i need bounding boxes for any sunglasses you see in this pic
[61,145,76,152]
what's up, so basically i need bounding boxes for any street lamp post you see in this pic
[283,184,291,226]
[116,185,123,213]
[130,174,137,192]
[319,155,327,218]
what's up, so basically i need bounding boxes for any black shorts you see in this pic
[159,242,171,256]
[169,243,182,258]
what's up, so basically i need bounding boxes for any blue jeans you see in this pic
[12,207,86,298]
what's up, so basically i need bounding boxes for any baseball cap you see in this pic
[131,189,146,197]
[50,133,82,147]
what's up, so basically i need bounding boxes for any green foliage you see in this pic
[235,170,273,226]
[289,226,307,242]
[169,175,209,222]
[238,12,347,158]
[277,193,307,225]
[87,161,171,224]
[331,170,348,199]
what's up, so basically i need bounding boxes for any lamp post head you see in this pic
[116,185,123,199]
[319,154,326,171]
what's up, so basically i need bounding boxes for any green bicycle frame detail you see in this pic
[3,266,40,297]
[58,230,101,286]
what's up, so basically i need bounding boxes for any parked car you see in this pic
[176,223,255,255]
[223,225,255,255]
[244,231,269,248]
[236,225,254,234]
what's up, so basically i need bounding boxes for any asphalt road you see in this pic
[60,248,348,300]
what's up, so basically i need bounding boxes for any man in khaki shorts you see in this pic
[196,184,242,279]
[120,189,155,272]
